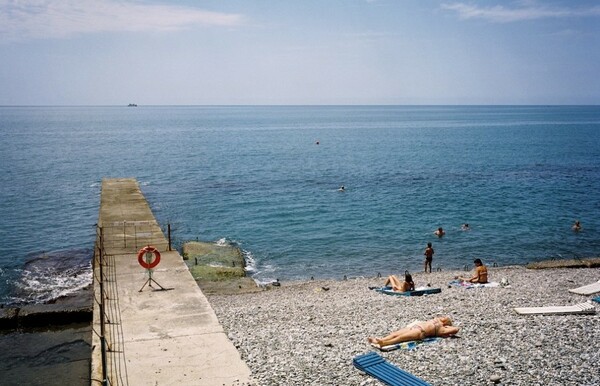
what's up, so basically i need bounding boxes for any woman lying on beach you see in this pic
[458,258,488,284]
[384,272,414,292]
[368,316,459,348]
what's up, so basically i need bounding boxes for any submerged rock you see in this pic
[182,240,260,295]
[182,240,246,281]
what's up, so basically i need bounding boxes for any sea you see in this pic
[1,105,599,305]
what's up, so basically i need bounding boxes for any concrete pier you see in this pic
[91,178,253,386]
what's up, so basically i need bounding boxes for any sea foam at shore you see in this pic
[209,266,599,386]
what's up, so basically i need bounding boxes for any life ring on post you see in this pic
[137,246,161,269]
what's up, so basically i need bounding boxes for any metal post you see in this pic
[98,227,108,385]
[168,223,172,251]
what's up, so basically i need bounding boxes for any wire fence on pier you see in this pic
[92,222,171,386]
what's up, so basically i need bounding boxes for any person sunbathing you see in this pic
[384,272,414,292]
[368,316,459,348]
[458,258,488,284]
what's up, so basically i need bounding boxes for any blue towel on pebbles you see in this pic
[374,286,442,296]
[353,352,432,386]
[593,296,600,304]
[374,337,442,352]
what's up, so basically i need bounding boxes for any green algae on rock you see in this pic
[182,241,246,281]
[182,241,261,295]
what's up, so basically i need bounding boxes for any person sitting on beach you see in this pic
[434,227,445,237]
[458,258,488,284]
[384,271,415,292]
[368,316,459,348]
[572,220,581,231]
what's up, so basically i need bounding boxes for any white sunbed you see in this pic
[514,301,596,315]
[568,280,600,295]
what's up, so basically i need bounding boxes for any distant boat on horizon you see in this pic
[127,103,138,107]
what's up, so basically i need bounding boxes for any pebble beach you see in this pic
[208,266,600,386]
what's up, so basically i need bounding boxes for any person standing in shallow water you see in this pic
[424,242,434,273]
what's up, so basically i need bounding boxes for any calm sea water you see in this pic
[1,105,599,304]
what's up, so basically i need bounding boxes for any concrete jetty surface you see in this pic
[91,178,252,386]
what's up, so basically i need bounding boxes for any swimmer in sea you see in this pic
[338,185,345,192]
[572,220,581,231]
[434,227,445,237]
[461,223,470,231]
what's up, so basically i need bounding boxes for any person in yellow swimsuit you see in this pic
[459,258,488,283]
[367,316,459,348]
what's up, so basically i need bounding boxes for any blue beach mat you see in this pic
[353,351,432,386]
[374,286,442,296]
[592,296,600,304]
[373,337,442,352]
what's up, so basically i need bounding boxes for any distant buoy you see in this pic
[137,246,161,269]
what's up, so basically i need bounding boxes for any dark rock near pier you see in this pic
[526,257,600,269]
[0,286,92,331]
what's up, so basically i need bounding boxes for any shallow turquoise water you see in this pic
[1,105,599,302]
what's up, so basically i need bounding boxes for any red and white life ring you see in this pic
[137,246,161,269]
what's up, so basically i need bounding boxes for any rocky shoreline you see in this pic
[1,258,599,386]
[0,286,92,330]
[208,266,600,386]
[0,286,93,386]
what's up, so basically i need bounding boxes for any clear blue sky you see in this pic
[1,0,599,105]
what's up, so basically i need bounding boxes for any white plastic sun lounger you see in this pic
[514,301,596,315]
[568,280,600,295]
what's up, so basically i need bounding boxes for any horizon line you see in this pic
[1,103,599,108]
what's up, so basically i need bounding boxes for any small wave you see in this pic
[211,238,257,274]
[252,265,279,286]
[213,237,243,250]
[215,237,229,246]
[242,250,257,273]
[253,277,279,286]
[6,249,93,305]
[251,264,278,284]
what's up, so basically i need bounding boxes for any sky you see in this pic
[1,0,599,105]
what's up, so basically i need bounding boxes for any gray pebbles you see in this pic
[208,267,600,386]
